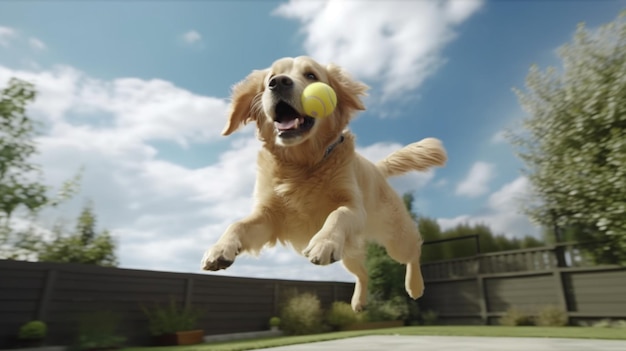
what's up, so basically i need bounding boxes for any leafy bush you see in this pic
[499,307,535,326]
[18,320,47,340]
[365,295,409,322]
[279,292,325,335]
[536,305,568,326]
[405,300,421,325]
[421,310,439,325]
[141,298,202,336]
[326,302,358,330]
[71,311,126,351]
[269,316,281,328]
[77,334,126,351]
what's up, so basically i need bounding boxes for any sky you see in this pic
[1,0,624,282]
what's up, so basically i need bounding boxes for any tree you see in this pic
[0,77,82,260]
[418,217,444,262]
[19,201,119,266]
[0,78,48,224]
[506,11,626,264]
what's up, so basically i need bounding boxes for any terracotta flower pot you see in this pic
[153,329,204,346]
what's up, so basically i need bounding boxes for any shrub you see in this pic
[365,295,409,322]
[326,302,358,330]
[72,311,126,351]
[536,305,568,326]
[499,307,535,326]
[18,321,47,340]
[421,310,439,325]
[406,300,421,324]
[141,298,202,336]
[269,316,281,328]
[279,292,325,335]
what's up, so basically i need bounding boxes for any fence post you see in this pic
[475,256,488,325]
[551,246,570,322]
[36,269,57,321]
[273,282,280,316]
[184,278,194,308]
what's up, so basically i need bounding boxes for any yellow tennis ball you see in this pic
[301,82,337,118]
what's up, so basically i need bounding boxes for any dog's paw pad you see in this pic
[201,242,241,271]
[303,239,342,266]
[202,257,234,271]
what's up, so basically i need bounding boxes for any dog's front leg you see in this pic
[303,204,365,265]
[201,209,274,271]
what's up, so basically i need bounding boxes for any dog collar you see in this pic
[323,134,345,159]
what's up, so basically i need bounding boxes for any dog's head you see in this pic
[221,56,368,153]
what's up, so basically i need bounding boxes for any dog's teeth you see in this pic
[294,118,300,129]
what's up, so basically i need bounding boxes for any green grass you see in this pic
[122,326,626,351]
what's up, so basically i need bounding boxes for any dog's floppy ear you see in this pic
[326,63,369,113]
[222,69,268,136]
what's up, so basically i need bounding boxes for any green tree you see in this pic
[418,217,444,262]
[20,201,118,266]
[0,77,82,260]
[0,78,47,225]
[506,11,626,264]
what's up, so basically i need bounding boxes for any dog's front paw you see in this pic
[201,241,241,271]
[303,238,342,265]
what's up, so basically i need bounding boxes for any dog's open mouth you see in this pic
[274,101,315,138]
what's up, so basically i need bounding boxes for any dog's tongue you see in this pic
[275,119,297,130]
[275,116,304,131]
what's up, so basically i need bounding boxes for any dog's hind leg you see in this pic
[379,214,425,300]
[341,249,369,312]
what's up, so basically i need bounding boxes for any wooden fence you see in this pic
[3,242,626,347]
[418,242,626,325]
[0,260,354,347]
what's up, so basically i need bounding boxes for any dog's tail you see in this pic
[376,138,447,178]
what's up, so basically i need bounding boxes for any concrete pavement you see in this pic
[259,335,626,351]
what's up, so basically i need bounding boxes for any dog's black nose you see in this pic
[268,75,293,92]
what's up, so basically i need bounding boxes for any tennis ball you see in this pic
[301,82,337,118]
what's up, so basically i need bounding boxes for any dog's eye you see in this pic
[305,72,317,80]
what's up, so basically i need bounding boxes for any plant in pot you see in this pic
[141,298,204,346]
[269,316,281,331]
[17,320,47,347]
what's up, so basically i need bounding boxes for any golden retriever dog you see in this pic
[201,56,447,311]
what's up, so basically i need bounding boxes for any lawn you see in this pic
[122,326,626,351]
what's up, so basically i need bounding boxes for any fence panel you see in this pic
[564,268,626,317]
[484,274,558,314]
[0,260,353,347]
[420,279,480,318]
[418,244,626,325]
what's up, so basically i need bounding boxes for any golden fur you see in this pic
[201,56,447,311]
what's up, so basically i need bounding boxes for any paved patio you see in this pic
[260,335,626,351]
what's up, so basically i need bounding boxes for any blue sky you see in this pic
[1,0,624,281]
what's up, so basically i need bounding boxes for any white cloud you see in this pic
[29,37,46,51]
[491,130,507,144]
[181,30,202,45]
[456,161,495,197]
[0,26,18,47]
[439,176,540,238]
[1,62,438,282]
[274,0,484,100]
